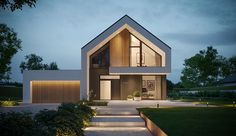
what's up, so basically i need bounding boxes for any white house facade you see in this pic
[23,15,171,103]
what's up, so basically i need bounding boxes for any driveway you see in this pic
[0,103,60,114]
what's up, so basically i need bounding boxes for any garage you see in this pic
[31,81,80,103]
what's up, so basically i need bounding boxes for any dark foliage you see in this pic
[0,24,21,81]
[0,112,34,136]
[20,54,59,72]
[0,0,37,11]
[34,103,95,136]
[0,103,95,136]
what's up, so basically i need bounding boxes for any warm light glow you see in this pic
[131,35,140,46]
[84,127,147,131]
[86,24,167,95]
[30,80,80,103]
[109,72,169,75]
[100,80,111,100]
[100,75,120,79]
[95,115,140,118]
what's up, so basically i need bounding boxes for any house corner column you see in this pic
[161,75,167,100]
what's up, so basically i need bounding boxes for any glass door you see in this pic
[100,80,111,100]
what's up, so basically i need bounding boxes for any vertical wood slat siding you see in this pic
[32,81,80,103]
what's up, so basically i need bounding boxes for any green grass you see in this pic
[0,86,22,101]
[87,101,108,106]
[78,100,108,106]
[138,107,236,136]
[173,85,236,91]
[170,98,236,107]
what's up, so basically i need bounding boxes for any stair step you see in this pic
[89,115,145,127]
[95,108,139,115]
[85,127,152,136]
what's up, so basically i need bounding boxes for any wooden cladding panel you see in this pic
[110,29,130,67]
[32,81,80,103]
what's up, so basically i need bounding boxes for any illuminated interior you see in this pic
[88,27,167,100]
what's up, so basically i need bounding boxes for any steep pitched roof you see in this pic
[82,15,171,50]
[221,73,236,84]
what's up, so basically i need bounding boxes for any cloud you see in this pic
[163,27,236,46]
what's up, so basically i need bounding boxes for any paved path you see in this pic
[107,100,197,107]
[85,104,152,136]
[85,127,152,136]
[0,100,211,136]
[0,103,59,114]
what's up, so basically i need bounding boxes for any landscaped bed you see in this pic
[138,107,236,136]
[0,102,96,136]
[170,98,236,107]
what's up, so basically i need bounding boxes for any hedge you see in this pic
[0,86,22,101]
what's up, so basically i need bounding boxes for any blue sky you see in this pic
[0,0,236,83]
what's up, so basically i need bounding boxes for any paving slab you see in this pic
[84,127,152,136]
[0,103,59,114]
[107,100,196,108]
[90,115,145,127]
[94,107,139,115]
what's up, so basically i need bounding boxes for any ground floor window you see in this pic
[97,75,163,100]
[142,76,162,100]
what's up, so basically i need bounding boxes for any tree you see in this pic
[0,24,22,81]
[174,82,184,88]
[166,79,174,91]
[20,54,59,72]
[44,62,59,70]
[181,46,225,88]
[0,0,37,11]
[228,56,236,74]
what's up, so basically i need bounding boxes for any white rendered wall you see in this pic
[23,70,82,103]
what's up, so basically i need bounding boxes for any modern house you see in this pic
[23,15,171,103]
[220,73,236,86]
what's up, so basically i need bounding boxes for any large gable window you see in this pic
[130,34,161,67]
[142,43,161,67]
[90,43,110,68]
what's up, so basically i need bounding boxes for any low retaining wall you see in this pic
[140,112,167,136]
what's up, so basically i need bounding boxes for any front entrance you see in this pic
[100,80,111,100]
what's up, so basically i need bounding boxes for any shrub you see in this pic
[34,102,96,136]
[58,102,96,124]
[0,100,19,107]
[127,95,133,99]
[0,103,96,136]
[34,109,81,136]
[0,112,34,136]
[78,100,108,106]
[133,91,141,97]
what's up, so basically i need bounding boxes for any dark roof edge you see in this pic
[127,15,171,49]
[81,15,128,49]
[81,15,171,49]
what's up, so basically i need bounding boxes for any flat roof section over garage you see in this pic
[23,70,82,103]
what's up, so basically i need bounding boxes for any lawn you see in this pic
[171,98,236,107]
[138,107,236,136]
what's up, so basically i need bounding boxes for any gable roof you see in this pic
[81,15,171,50]
[221,73,236,84]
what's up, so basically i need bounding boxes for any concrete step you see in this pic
[89,115,145,127]
[95,107,139,115]
[85,127,152,136]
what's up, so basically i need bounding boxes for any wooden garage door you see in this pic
[32,81,80,103]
